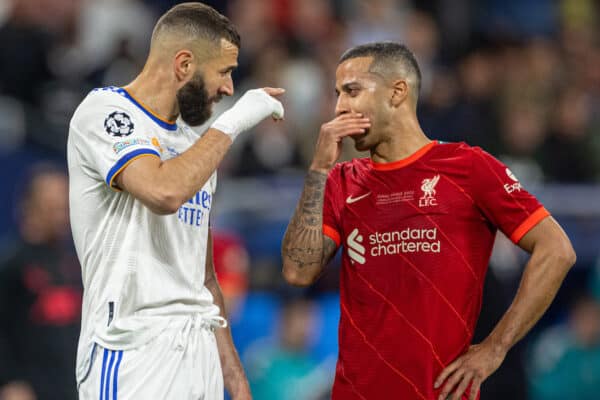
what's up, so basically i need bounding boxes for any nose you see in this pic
[335,94,350,117]
[219,77,234,97]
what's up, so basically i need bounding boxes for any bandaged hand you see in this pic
[211,88,285,141]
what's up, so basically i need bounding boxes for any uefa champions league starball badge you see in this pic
[104,111,135,137]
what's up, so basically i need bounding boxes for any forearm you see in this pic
[484,245,574,355]
[282,169,329,286]
[156,129,231,204]
[206,278,250,398]
[117,128,232,214]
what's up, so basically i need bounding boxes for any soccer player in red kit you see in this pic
[281,42,576,400]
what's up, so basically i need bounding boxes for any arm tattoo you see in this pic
[282,170,329,270]
[322,236,337,265]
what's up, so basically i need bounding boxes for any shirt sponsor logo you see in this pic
[504,168,522,194]
[347,228,366,264]
[112,138,151,154]
[346,227,441,263]
[346,192,371,204]
[104,111,134,137]
[177,189,212,227]
[419,175,440,207]
[370,228,440,255]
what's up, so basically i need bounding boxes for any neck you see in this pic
[123,63,180,122]
[370,112,431,163]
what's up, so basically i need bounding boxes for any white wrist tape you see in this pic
[211,89,284,141]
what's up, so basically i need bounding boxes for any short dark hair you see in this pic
[339,42,421,96]
[152,2,241,49]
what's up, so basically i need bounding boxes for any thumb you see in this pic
[270,98,284,120]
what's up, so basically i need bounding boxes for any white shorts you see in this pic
[78,315,225,400]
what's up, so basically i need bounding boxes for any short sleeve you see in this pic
[470,147,550,243]
[323,166,343,247]
[70,93,160,190]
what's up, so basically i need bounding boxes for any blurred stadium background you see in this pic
[0,0,599,399]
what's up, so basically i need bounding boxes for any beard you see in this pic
[176,72,216,126]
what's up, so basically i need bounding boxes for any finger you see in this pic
[451,372,473,400]
[438,369,464,400]
[326,116,370,128]
[262,87,286,97]
[468,378,481,400]
[334,112,365,121]
[330,120,371,133]
[435,360,462,389]
[335,122,371,134]
[322,125,370,140]
[336,117,371,125]
[338,128,368,138]
[328,128,368,142]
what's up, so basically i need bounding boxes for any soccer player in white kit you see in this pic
[67,3,284,399]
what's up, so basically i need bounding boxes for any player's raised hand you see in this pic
[211,87,285,141]
[434,342,506,400]
[310,113,371,173]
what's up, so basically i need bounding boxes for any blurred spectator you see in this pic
[420,49,500,150]
[529,293,600,400]
[539,86,600,183]
[213,230,250,316]
[0,164,82,400]
[244,296,330,400]
[0,381,36,400]
[227,0,278,80]
[496,101,546,187]
[0,0,56,105]
[343,0,410,46]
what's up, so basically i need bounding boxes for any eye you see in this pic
[349,88,360,97]
[220,68,234,77]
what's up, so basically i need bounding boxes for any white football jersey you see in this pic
[67,87,220,382]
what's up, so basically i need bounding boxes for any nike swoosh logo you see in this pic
[346,192,371,204]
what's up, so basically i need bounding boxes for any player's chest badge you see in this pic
[418,174,440,207]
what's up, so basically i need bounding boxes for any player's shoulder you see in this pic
[81,86,130,105]
[431,141,498,164]
[72,87,134,120]
[70,87,141,135]
[431,140,473,156]
[328,157,371,180]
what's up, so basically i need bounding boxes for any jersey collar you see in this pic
[370,141,438,171]
[116,87,178,131]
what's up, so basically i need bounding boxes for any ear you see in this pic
[390,79,409,107]
[173,49,195,85]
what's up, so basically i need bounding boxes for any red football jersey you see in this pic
[323,141,549,400]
